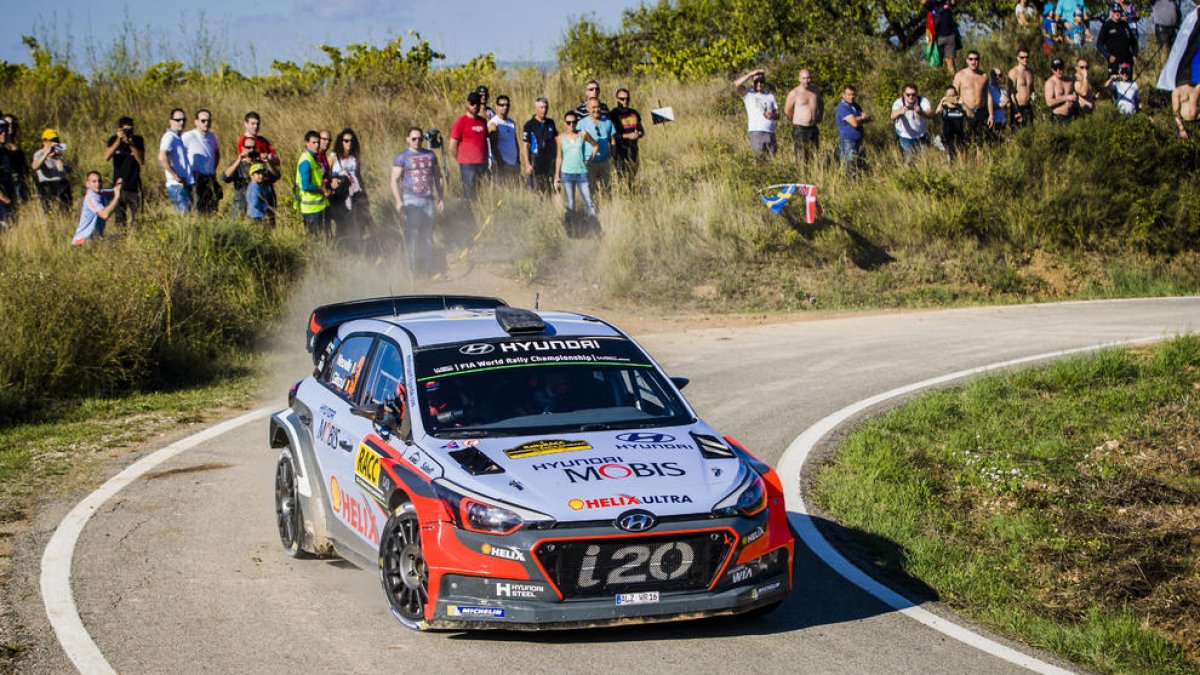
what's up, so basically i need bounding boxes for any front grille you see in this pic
[534,530,735,599]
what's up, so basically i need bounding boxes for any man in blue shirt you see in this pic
[835,86,870,177]
[575,97,616,196]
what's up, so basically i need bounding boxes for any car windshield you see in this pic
[413,336,692,436]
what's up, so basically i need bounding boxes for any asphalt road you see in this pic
[26,298,1200,673]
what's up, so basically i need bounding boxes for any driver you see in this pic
[425,380,468,426]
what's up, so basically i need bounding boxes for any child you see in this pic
[245,162,270,222]
[1065,10,1092,49]
[72,172,121,246]
[1106,63,1141,114]
[1042,3,1059,55]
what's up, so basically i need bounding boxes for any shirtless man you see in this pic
[953,50,994,142]
[1007,49,1035,126]
[784,69,824,163]
[1073,58,1096,114]
[1172,83,1200,138]
[1044,58,1078,123]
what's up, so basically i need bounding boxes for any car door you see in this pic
[314,334,380,551]
[337,337,408,555]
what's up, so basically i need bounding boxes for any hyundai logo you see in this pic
[615,432,675,443]
[459,343,495,355]
[615,509,658,532]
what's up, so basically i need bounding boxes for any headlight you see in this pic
[433,480,554,534]
[462,497,522,534]
[712,472,767,518]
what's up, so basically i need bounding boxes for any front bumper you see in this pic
[421,515,794,630]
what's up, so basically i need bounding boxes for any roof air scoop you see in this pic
[495,306,546,335]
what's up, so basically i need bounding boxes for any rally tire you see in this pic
[379,502,429,630]
[274,447,311,558]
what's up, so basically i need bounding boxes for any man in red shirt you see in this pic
[448,92,488,201]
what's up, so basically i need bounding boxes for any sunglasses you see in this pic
[904,92,917,97]
[198,118,211,123]
[497,102,510,107]
[564,119,577,124]
[342,137,354,142]
[616,97,629,101]
[171,118,185,122]
[408,136,422,141]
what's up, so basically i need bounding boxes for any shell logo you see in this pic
[330,476,342,512]
[568,498,585,511]
[481,543,492,555]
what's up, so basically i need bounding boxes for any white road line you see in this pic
[40,406,275,675]
[778,336,1170,675]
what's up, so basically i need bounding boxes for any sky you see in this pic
[2,1,643,74]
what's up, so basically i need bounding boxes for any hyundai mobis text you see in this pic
[269,295,794,630]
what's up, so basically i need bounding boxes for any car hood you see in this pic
[419,425,747,522]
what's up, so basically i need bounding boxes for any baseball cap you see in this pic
[467,91,483,105]
[41,128,60,141]
[1051,58,1065,69]
[475,85,489,95]
[249,162,266,175]
[1110,3,1121,12]
[1118,62,1132,73]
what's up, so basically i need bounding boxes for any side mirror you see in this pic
[350,403,384,421]
[671,376,690,390]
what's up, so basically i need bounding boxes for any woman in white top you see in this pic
[328,127,373,249]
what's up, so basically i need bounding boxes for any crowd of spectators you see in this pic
[736,0,1181,174]
[0,79,647,264]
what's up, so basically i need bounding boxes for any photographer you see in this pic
[103,117,145,225]
[891,84,933,160]
[31,129,72,215]
[391,126,445,277]
[223,136,275,220]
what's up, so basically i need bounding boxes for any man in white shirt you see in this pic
[181,109,220,213]
[158,108,192,213]
[890,84,934,160]
[734,69,780,156]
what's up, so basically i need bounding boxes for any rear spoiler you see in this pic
[306,295,508,361]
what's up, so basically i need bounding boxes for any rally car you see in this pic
[269,295,794,630]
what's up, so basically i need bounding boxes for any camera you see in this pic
[53,143,67,153]
[247,150,261,161]
[425,128,443,149]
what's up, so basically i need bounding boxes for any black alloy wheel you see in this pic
[380,502,429,628]
[274,448,309,558]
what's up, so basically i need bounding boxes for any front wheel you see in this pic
[274,447,310,558]
[379,502,429,629]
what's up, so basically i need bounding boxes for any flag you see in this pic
[759,183,822,223]
[924,9,942,67]
[760,183,797,214]
[1158,8,1200,91]
[650,107,674,124]
[799,184,822,224]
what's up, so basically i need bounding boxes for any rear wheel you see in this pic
[379,502,429,629]
[274,447,310,558]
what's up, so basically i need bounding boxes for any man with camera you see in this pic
[890,84,934,160]
[103,117,145,225]
[233,112,281,219]
[31,128,73,215]
[391,126,445,277]
[223,135,276,221]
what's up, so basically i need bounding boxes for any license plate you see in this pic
[615,591,660,606]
